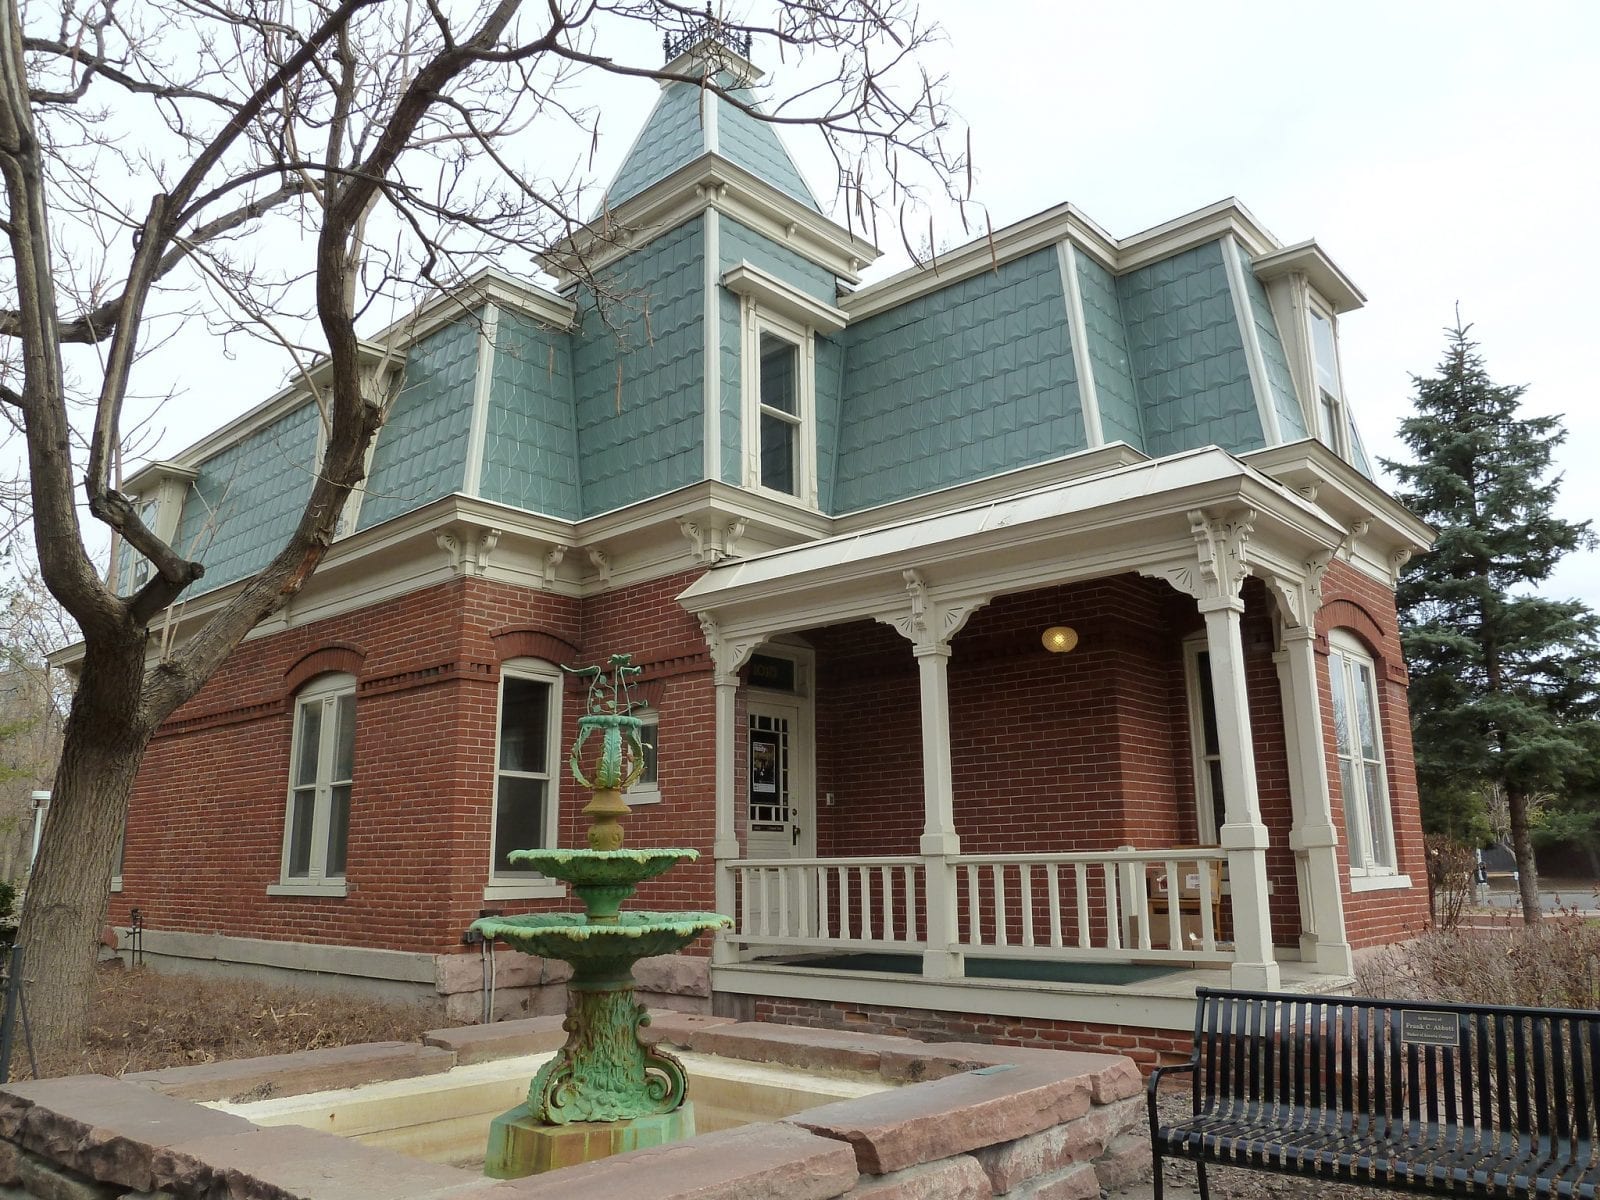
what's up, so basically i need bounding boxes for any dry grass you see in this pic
[15,963,436,1081]
[1356,915,1600,1009]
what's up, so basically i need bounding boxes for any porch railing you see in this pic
[724,847,1233,967]
[951,848,1232,964]
[728,856,926,951]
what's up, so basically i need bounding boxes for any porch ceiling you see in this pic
[679,446,1348,635]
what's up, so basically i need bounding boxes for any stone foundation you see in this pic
[0,1012,1148,1199]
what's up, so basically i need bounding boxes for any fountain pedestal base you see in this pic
[484,1101,697,1177]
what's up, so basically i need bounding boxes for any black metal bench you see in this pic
[1149,987,1600,1198]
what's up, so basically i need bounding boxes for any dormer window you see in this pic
[111,461,197,596]
[1309,307,1347,456]
[722,260,846,510]
[759,333,802,495]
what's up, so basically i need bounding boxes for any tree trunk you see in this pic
[15,638,151,1067]
[1508,787,1542,927]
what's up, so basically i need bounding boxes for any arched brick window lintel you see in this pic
[284,643,367,695]
[489,627,579,670]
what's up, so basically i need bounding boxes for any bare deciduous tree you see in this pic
[0,0,966,1058]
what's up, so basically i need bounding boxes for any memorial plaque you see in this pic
[1400,1009,1460,1047]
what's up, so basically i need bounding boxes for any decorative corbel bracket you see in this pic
[698,613,765,685]
[587,546,612,588]
[541,544,567,589]
[436,526,502,578]
[679,518,750,564]
[1262,551,1333,633]
[1139,509,1256,610]
[873,569,989,654]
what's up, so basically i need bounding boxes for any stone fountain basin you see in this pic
[506,848,700,887]
[470,912,731,963]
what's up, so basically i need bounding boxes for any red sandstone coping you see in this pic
[0,1074,257,1191]
[0,1019,1147,1199]
[679,1021,924,1074]
[423,1016,569,1064]
[786,1057,1095,1174]
[151,1122,473,1200]
[123,1040,456,1102]
[413,1123,861,1200]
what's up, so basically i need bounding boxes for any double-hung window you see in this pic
[758,334,802,495]
[491,662,561,882]
[275,673,355,895]
[627,709,661,804]
[1309,308,1348,457]
[1183,638,1227,843]
[1327,633,1398,879]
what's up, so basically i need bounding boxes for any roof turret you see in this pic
[600,7,821,213]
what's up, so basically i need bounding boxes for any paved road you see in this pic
[1475,876,1599,913]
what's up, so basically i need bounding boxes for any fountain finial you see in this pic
[564,654,647,851]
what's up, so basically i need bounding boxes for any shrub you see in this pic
[1357,917,1600,1010]
[1425,834,1476,931]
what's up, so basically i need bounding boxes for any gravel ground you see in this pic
[1131,1090,1385,1200]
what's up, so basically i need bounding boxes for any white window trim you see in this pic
[1350,873,1413,893]
[276,672,356,894]
[737,300,819,510]
[489,659,563,886]
[627,709,662,806]
[1182,635,1224,845]
[1327,631,1400,880]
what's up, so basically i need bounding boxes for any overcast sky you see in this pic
[117,0,1600,607]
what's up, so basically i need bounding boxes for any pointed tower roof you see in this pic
[601,13,822,213]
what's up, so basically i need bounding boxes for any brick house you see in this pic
[90,31,1433,1056]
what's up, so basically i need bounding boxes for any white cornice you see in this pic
[842,197,1294,325]
[544,155,878,287]
[721,261,847,333]
[1252,242,1366,314]
[1242,440,1434,553]
[122,459,199,495]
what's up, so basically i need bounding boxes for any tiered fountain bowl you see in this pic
[470,656,730,1176]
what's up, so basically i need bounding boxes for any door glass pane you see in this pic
[295,702,323,787]
[760,413,796,494]
[325,783,350,876]
[333,693,356,782]
[494,776,547,872]
[499,677,550,774]
[288,789,315,877]
[1207,759,1226,839]
[760,334,798,415]
[749,714,789,828]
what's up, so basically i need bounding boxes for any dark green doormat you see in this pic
[780,952,1178,987]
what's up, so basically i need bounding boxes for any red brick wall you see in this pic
[810,574,1304,944]
[1317,560,1432,947]
[117,556,1425,966]
[749,996,1192,1072]
[113,573,727,956]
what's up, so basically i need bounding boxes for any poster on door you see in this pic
[750,735,778,795]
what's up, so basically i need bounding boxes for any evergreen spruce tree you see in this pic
[1384,321,1600,925]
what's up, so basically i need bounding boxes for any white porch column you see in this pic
[877,571,988,981]
[1150,510,1279,991]
[698,615,763,966]
[1274,615,1354,976]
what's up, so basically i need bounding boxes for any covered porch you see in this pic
[680,448,1400,1027]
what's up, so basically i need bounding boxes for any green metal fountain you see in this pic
[470,654,729,1176]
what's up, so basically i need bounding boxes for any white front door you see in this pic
[746,696,813,935]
